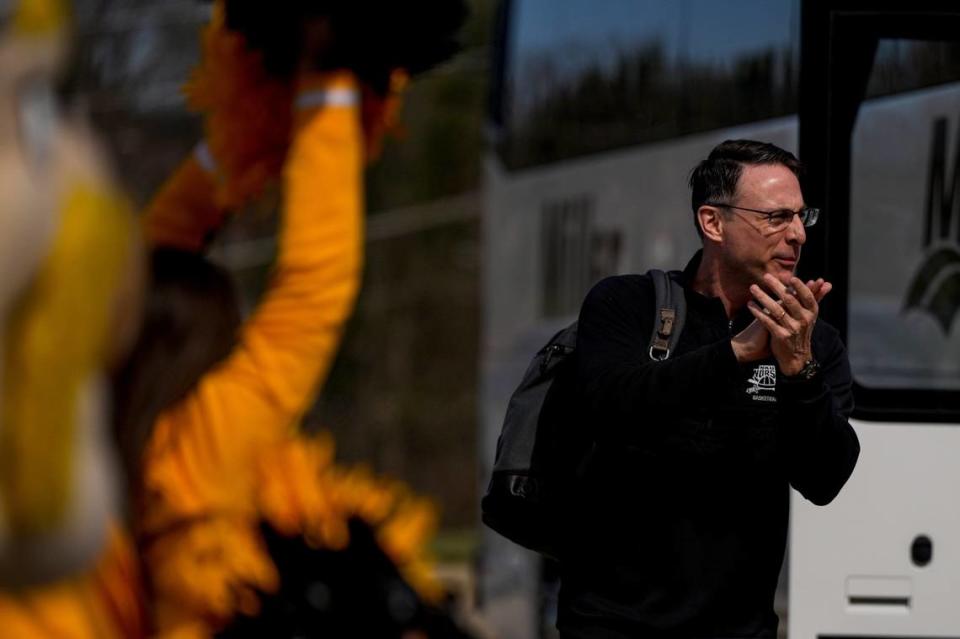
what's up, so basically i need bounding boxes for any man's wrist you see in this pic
[784,357,820,380]
[730,338,748,363]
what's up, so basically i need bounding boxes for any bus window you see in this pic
[849,39,960,391]
[866,40,960,99]
[499,0,799,170]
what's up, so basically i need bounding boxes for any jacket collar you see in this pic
[676,249,753,331]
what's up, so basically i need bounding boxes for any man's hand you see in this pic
[746,275,832,376]
[730,316,772,363]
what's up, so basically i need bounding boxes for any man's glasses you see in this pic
[704,202,820,231]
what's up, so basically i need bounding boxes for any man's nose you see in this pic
[785,212,806,244]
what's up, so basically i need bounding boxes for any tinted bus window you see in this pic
[866,40,960,99]
[849,40,960,391]
[498,0,800,170]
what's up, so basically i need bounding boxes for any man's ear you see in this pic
[698,205,724,243]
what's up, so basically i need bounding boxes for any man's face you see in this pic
[719,162,807,287]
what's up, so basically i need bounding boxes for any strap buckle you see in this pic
[648,344,670,361]
[649,308,675,361]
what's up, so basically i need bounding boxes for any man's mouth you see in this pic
[773,256,797,268]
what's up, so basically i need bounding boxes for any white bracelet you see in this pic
[294,87,359,111]
[193,141,217,174]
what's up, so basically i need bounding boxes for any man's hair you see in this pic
[688,139,802,237]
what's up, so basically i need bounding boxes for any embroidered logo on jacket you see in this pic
[747,364,777,402]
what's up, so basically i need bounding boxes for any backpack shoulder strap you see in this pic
[647,269,686,361]
[539,321,577,375]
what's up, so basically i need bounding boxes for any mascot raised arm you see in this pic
[131,1,477,636]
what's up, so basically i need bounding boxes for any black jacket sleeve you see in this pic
[576,275,742,442]
[777,324,860,505]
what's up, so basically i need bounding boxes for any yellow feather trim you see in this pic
[361,69,409,161]
[256,434,445,604]
[146,516,279,625]
[151,434,445,633]
[183,1,292,211]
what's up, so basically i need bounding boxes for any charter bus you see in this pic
[478,1,960,638]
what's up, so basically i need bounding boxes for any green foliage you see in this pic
[365,0,492,212]
[309,219,480,528]
[502,43,797,170]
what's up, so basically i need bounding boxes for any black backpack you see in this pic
[480,270,686,559]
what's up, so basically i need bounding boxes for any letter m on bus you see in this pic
[903,116,960,335]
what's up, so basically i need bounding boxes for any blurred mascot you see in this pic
[0,0,147,637]
[0,0,140,586]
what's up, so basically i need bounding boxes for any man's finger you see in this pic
[761,274,805,317]
[804,278,833,303]
[789,276,817,309]
[815,281,832,302]
[750,283,785,319]
[748,301,791,337]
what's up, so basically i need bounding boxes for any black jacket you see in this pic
[558,252,860,639]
